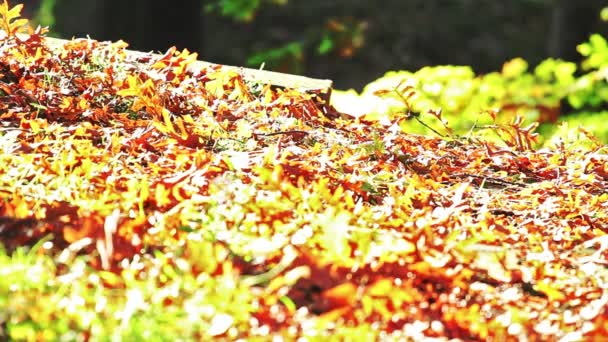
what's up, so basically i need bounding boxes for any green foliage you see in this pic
[246,16,366,72]
[578,34,608,70]
[544,111,608,144]
[559,9,608,111]
[207,0,287,22]
[34,0,55,28]
[207,0,367,73]
[247,41,303,73]
[317,34,333,55]
[567,34,608,109]
[0,236,256,340]
[316,17,367,57]
[333,58,576,139]
[333,20,608,144]
[602,7,608,22]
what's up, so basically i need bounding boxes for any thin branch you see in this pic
[254,130,309,137]
[414,116,445,138]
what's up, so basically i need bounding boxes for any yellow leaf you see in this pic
[98,271,122,287]
[155,183,172,207]
[59,97,71,109]
[6,3,23,20]
[235,120,252,139]
[10,18,27,29]
[29,119,40,133]
[161,108,175,134]
[14,199,29,218]
[502,58,528,78]
[535,281,565,301]
[117,75,140,97]
[139,179,149,214]
[366,278,393,297]
[78,98,89,110]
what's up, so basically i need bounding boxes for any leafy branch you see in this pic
[373,79,453,137]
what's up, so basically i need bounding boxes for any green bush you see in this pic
[332,8,608,144]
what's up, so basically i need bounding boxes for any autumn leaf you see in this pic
[0,0,29,36]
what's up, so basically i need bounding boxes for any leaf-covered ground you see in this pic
[2,3,608,341]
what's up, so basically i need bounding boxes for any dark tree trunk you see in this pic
[547,0,605,62]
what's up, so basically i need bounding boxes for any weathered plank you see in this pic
[39,35,333,98]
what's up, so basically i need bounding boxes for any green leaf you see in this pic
[247,42,303,68]
[361,181,376,194]
[34,0,56,28]
[279,295,296,313]
[318,34,334,55]
[601,7,608,21]
[218,0,261,22]
[502,58,528,78]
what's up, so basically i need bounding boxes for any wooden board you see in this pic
[39,35,333,99]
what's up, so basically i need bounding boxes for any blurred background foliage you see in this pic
[19,0,606,89]
[16,0,608,142]
[329,5,608,144]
